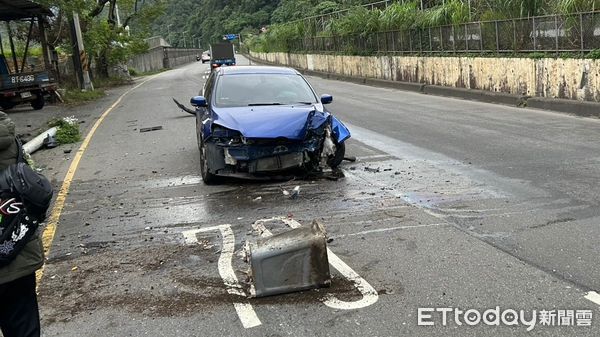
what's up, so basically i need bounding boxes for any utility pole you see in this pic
[71,12,93,91]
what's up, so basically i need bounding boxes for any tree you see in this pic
[37,0,164,78]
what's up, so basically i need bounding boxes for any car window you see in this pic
[204,71,216,103]
[214,74,318,108]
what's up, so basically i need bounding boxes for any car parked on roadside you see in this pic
[176,66,350,184]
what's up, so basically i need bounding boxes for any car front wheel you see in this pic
[328,141,345,168]
[199,136,218,184]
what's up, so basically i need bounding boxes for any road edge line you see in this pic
[36,75,159,284]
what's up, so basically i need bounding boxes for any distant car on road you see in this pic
[201,51,210,63]
[179,66,350,184]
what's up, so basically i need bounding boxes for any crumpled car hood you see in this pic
[212,105,329,140]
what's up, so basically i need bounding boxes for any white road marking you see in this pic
[333,223,446,239]
[356,154,395,161]
[585,291,600,306]
[254,217,379,310]
[182,225,261,329]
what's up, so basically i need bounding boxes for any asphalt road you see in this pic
[37,56,599,337]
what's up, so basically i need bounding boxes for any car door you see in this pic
[198,71,216,139]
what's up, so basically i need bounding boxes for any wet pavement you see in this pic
[33,56,599,337]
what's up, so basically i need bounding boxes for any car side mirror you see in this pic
[320,94,333,105]
[191,96,207,107]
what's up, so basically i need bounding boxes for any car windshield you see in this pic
[214,73,318,108]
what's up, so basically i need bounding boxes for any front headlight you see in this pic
[212,126,243,145]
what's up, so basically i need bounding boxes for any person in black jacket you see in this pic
[0,111,44,337]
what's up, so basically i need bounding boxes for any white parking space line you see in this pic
[585,291,600,306]
[182,225,261,329]
[254,217,379,310]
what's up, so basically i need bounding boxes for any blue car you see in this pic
[183,66,350,184]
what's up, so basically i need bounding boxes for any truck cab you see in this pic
[0,1,58,111]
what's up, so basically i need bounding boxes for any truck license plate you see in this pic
[20,92,32,99]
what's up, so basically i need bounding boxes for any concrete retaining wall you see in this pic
[250,52,600,103]
[128,47,166,73]
[129,47,201,73]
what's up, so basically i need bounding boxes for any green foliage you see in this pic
[272,0,313,24]
[553,0,600,14]
[36,0,163,79]
[379,2,419,31]
[55,125,81,145]
[528,52,548,59]
[62,89,106,105]
[417,0,470,27]
[47,118,82,144]
[586,49,600,59]
[479,0,548,19]
[327,7,381,36]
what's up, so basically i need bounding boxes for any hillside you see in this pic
[151,0,369,48]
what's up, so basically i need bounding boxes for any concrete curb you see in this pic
[245,54,600,118]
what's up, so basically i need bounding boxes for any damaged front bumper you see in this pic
[205,138,323,177]
[203,111,349,178]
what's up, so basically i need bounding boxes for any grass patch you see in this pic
[62,89,106,105]
[48,117,81,144]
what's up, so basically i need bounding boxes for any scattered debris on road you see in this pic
[140,126,163,133]
[248,220,330,298]
[282,186,301,199]
[364,167,380,173]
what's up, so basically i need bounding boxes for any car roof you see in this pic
[219,66,300,76]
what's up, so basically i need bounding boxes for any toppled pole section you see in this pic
[249,220,330,298]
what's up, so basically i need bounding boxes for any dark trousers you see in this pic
[0,274,40,337]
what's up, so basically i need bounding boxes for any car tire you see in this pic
[31,94,44,110]
[328,141,345,168]
[199,136,218,185]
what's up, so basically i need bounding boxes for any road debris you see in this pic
[364,167,380,173]
[140,126,163,133]
[43,134,58,148]
[290,186,300,199]
[248,220,330,298]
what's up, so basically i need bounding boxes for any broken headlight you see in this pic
[212,125,244,145]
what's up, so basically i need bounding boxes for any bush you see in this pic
[587,49,600,59]
[48,117,82,145]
